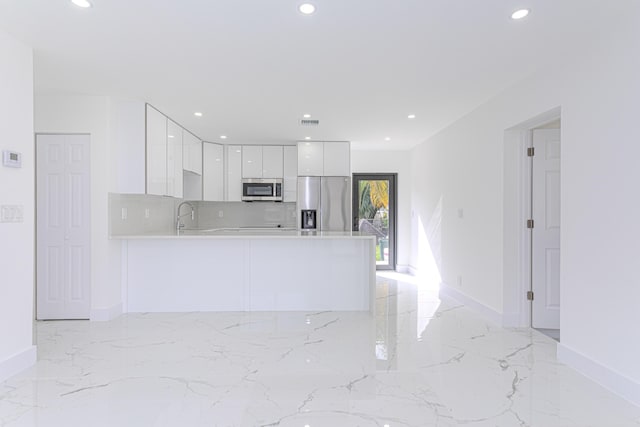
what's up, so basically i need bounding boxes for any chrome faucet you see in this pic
[176,201,195,234]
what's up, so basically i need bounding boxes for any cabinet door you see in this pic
[242,146,263,178]
[323,142,350,176]
[297,141,323,176]
[146,105,167,195]
[227,145,243,201]
[262,146,283,178]
[183,131,202,175]
[283,146,297,202]
[166,120,183,198]
[203,143,224,201]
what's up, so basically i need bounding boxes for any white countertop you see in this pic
[111,229,376,240]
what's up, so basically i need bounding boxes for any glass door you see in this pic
[352,173,397,270]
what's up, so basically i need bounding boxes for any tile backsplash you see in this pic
[193,201,296,230]
[109,193,296,236]
[109,193,179,236]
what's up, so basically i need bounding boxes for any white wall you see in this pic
[351,150,411,269]
[410,10,640,403]
[0,31,36,381]
[35,95,123,320]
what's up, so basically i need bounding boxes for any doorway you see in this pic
[36,134,91,320]
[352,173,397,271]
[529,126,561,333]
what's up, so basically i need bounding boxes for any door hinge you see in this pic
[527,291,534,301]
[527,147,535,157]
[527,219,534,229]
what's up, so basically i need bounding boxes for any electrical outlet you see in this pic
[121,207,128,220]
[457,275,463,287]
[218,210,224,218]
[145,208,150,219]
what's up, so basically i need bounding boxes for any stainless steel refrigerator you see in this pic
[297,176,351,231]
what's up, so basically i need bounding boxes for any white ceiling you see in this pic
[0,0,628,150]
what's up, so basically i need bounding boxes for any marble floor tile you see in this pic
[1,273,639,426]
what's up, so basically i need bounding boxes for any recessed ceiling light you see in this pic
[168,135,174,139]
[511,9,530,20]
[408,114,416,119]
[385,137,391,141]
[71,0,92,8]
[303,114,311,118]
[305,136,311,140]
[299,3,315,15]
[220,135,227,139]
[194,112,203,117]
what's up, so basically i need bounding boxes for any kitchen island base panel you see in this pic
[123,237,375,312]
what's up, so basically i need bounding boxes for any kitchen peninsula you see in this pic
[115,230,376,313]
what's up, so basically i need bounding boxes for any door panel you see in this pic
[352,174,397,270]
[532,129,561,329]
[37,134,91,320]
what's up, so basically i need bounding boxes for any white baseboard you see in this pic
[408,265,419,276]
[0,346,37,383]
[557,343,640,407]
[395,264,410,274]
[501,312,522,328]
[90,302,123,322]
[439,282,503,326]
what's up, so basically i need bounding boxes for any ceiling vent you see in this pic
[300,119,320,126]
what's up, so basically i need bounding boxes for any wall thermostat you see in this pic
[3,150,22,168]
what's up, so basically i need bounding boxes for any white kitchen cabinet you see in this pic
[183,131,202,175]
[283,145,297,202]
[146,105,168,196]
[203,142,224,201]
[227,145,243,201]
[242,146,263,178]
[297,141,324,176]
[323,142,350,176]
[262,146,283,178]
[166,120,183,198]
[114,99,146,194]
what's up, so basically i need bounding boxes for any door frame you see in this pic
[502,107,561,328]
[352,173,398,271]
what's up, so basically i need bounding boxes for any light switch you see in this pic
[1,205,24,223]
[218,210,224,218]
[145,208,150,219]
[121,207,128,220]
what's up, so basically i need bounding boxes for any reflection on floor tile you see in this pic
[1,274,639,426]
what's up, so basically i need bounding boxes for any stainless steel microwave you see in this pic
[241,178,283,202]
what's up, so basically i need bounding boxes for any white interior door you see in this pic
[37,134,91,320]
[531,128,561,329]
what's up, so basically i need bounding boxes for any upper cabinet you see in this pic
[297,141,324,176]
[242,145,284,178]
[283,146,297,202]
[262,146,283,178]
[145,105,185,198]
[203,142,224,201]
[146,105,168,196]
[242,145,263,178]
[227,145,243,201]
[114,99,146,194]
[183,131,202,175]
[297,141,350,176]
[166,120,183,198]
[323,142,350,176]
